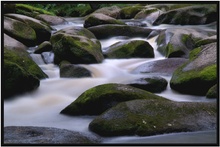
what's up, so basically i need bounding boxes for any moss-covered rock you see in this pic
[156,27,216,58]
[4,16,37,47]
[127,76,168,93]
[60,61,92,78]
[206,84,217,99]
[5,13,52,44]
[93,6,121,19]
[132,58,188,76]
[50,26,104,64]
[195,35,217,47]
[84,13,125,28]
[104,40,154,59]
[4,126,101,144]
[60,83,165,116]
[170,42,217,95]
[153,5,217,25]
[120,5,144,19]
[34,41,52,54]
[88,24,153,39]
[89,99,216,136]
[36,14,67,25]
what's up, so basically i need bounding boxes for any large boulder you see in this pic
[195,35,217,47]
[170,42,217,95]
[4,126,100,144]
[4,16,37,47]
[50,26,104,64]
[126,76,168,93]
[88,24,153,39]
[89,99,216,136]
[36,14,67,25]
[60,83,165,116]
[153,5,217,25]
[104,40,154,59]
[93,6,121,19]
[131,58,188,76]
[84,13,125,28]
[4,46,48,99]
[4,33,27,50]
[156,27,216,58]
[5,13,51,44]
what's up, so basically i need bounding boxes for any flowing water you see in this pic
[4,17,217,144]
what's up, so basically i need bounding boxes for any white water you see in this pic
[4,18,217,144]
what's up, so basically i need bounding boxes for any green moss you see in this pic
[189,47,201,60]
[206,84,217,99]
[15,4,54,17]
[120,6,144,19]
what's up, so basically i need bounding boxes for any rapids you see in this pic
[3,17,217,144]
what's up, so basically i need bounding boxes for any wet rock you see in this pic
[156,27,216,58]
[5,13,51,44]
[60,61,92,78]
[84,13,125,28]
[4,16,37,47]
[127,76,168,93]
[153,5,217,25]
[104,40,154,59]
[50,26,104,64]
[36,14,67,25]
[93,6,121,19]
[206,84,217,99]
[41,52,54,64]
[88,24,153,39]
[34,41,52,54]
[89,99,216,136]
[4,126,101,144]
[60,83,165,116]
[170,42,217,95]
[131,58,188,76]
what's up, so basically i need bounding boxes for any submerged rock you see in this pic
[127,76,168,93]
[131,58,188,76]
[50,26,104,64]
[84,13,125,28]
[89,99,216,136]
[60,83,165,116]
[4,126,100,144]
[170,42,217,95]
[104,40,154,59]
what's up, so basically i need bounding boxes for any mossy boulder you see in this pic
[4,126,101,144]
[206,84,217,99]
[50,26,104,64]
[104,40,154,59]
[127,76,168,93]
[88,24,153,39]
[5,13,52,44]
[89,99,216,136]
[4,16,37,47]
[4,47,48,99]
[93,6,121,19]
[156,27,216,58]
[84,13,125,28]
[36,14,67,25]
[132,58,188,76]
[60,83,165,116]
[120,5,144,19]
[153,5,217,25]
[170,42,217,95]
[195,35,217,47]
[34,41,52,54]
[60,61,92,78]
